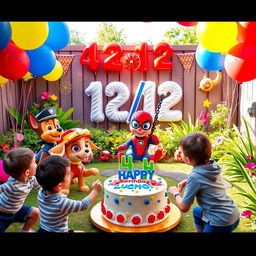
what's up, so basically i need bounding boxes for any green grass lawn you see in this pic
[6,161,253,232]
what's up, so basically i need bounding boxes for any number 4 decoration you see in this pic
[79,42,99,71]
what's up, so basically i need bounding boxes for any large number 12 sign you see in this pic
[85,81,183,123]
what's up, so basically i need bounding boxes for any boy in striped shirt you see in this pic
[36,155,103,232]
[0,148,41,232]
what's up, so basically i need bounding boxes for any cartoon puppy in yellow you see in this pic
[49,128,99,194]
[28,107,63,164]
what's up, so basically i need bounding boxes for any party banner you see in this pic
[177,52,195,72]
[56,54,74,76]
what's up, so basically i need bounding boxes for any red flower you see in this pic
[40,92,51,101]
[0,143,7,148]
[244,162,256,170]
[241,210,252,218]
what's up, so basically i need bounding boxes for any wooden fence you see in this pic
[0,44,240,134]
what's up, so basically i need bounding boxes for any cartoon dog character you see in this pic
[49,128,100,194]
[28,107,63,164]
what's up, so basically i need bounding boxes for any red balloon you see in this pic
[237,22,256,45]
[103,43,123,71]
[0,41,30,80]
[153,42,173,70]
[225,42,256,83]
[177,22,198,27]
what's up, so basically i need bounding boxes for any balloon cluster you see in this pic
[178,21,256,83]
[0,22,70,85]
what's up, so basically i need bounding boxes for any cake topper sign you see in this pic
[118,155,155,180]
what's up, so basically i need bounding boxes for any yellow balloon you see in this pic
[43,60,63,81]
[22,72,33,81]
[196,22,238,54]
[10,22,49,50]
[0,75,9,86]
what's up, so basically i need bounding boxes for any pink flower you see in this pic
[5,137,11,141]
[40,92,51,101]
[15,133,24,142]
[241,210,252,218]
[2,145,10,152]
[215,136,224,145]
[244,162,256,170]
[246,155,253,159]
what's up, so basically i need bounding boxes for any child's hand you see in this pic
[177,179,187,193]
[92,180,103,193]
[168,186,179,197]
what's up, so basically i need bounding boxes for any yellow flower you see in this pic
[109,137,115,142]
[50,94,58,101]
[115,137,123,143]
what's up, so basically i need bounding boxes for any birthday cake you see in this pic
[101,157,171,227]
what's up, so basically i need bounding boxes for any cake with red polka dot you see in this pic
[101,160,171,227]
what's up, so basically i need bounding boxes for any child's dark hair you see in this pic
[36,155,70,191]
[179,132,212,165]
[3,147,34,178]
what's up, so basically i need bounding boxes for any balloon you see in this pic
[196,22,238,54]
[224,43,256,83]
[198,71,222,92]
[196,44,225,71]
[237,22,256,45]
[26,44,56,76]
[43,60,63,81]
[10,22,49,50]
[105,81,130,122]
[0,41,30,80]
[44,22,70,51]
[85,81,105,123]
[22,72,33,81]
[153,42,173,70]
[0,75,8,86]
[157,81,182,122]
[0,22,12,50]
[103,43,123,71]
[178,22,198,27]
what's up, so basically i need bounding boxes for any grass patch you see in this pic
[5,161,253,232]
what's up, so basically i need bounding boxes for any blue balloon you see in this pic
[26,44,56,76]
[0,22,12,50]
[196,44,225,71]
[44,22,70,51]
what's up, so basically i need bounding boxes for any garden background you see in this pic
[1,22,256,232]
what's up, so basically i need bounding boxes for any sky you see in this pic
[66,22,180,44]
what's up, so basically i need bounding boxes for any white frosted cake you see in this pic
[101,169,171,227]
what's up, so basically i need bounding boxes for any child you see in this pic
[0,148,40,232]
[168,132,240,232]
[35,155,103,232]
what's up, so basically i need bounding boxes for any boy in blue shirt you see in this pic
[168,132,240,232]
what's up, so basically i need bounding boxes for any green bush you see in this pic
[82,125,131,161]
[219,117,256,230]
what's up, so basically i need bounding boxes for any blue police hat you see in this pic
[35,107,59,122]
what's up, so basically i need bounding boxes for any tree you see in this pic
[163,27,198,45]
[94,22,127,45]
[69,28,86,45]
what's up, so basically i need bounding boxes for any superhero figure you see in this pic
[117,111,162,163]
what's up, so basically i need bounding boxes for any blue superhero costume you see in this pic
[122,135,160,161]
